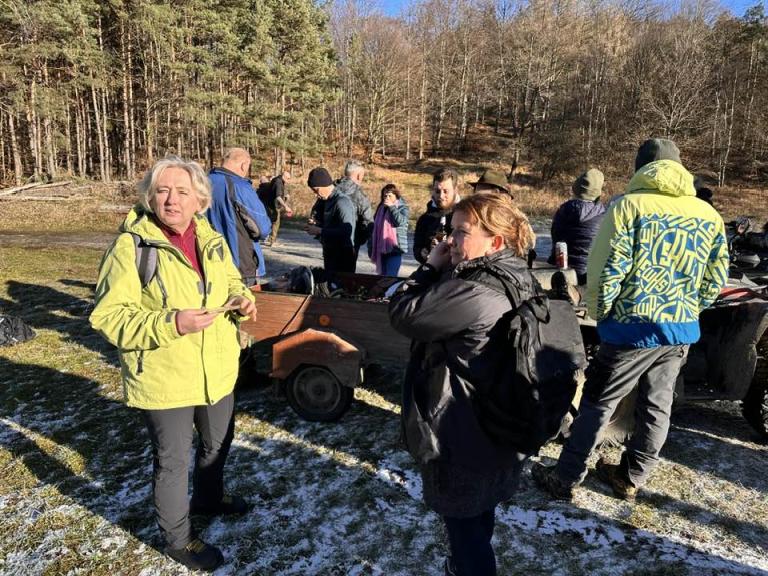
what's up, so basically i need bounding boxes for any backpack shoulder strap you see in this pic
[129,232,158,289]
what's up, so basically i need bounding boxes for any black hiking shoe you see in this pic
[531,462,575,501]
[595,458,638,502]
[190,494,250,517]
[165,538,224,572]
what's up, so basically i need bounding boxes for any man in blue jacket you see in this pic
[208,148,272,286]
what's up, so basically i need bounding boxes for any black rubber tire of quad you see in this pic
[742,342,768,441]
[286,365,354,422]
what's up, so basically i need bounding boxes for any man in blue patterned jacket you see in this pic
[533,139,729,502]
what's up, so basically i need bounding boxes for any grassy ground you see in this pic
[1,241,767,575]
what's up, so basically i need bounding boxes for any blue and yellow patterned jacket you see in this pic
[586,160,729,348]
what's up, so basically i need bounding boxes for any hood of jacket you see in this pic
[454,248,536,296]
[566,198,606,224]
[120,204,220,247]
[625,160,695,199]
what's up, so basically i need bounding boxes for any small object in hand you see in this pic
[555,242,569,269]
[204,303,241,314]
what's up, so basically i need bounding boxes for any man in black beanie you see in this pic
[305,167,357,273]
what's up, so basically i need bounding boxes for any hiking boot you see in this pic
[594,458,638,501]
[165,538,224,572]
[190,494,250,517]
[531,462,575,501]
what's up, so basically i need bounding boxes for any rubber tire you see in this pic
[742,342,768,441]
[286,365,354,422]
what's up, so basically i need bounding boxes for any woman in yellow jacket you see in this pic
[90,156,256,572]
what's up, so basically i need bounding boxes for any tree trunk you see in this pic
[120,18,133,179]
[419,61,426,160]
[8,112,23,185]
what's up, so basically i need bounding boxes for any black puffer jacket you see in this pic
[389,249,535,517]
[548,198,606,277]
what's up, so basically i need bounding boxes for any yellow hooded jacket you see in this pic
[90,205,254,409]
[586,160,729,348]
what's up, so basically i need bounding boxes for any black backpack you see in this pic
[222,175,262,281]
[477,270,586,455]
[0,315,35,347]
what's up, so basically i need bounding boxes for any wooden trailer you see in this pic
[240,272,410,421]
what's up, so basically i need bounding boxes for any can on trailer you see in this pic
[555,242,568,269]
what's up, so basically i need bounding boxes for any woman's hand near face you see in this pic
[176,309,218,335]
[227,295,257,321]
[383,194,396,207]
[426,240,452,272]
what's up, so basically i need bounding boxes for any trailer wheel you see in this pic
[742,343,768,441]
[286,365,354,422]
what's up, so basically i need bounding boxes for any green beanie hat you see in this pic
[572,168,604,201]
[635,138,681,171]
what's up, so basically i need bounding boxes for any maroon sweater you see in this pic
[155,217,203,279]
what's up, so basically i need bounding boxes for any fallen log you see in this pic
[0,180,72,197]
[0,182,43,197]
[0,195,86,202]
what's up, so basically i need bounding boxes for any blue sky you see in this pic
[378,0,764,18]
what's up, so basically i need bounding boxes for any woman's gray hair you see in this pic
[138,155,212,213]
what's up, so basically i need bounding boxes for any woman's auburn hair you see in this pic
[138,155,212,214]
[454,192,535,257]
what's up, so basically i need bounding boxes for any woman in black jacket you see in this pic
[389,193,537,576]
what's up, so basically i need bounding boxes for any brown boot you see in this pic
[595,458,638,501]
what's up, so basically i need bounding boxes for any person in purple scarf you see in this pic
[369,184,410,276]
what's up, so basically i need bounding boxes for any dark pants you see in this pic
[380,252,402,277]
[443,508,496,576]
[323,245,356,274]
[266,208,280,244]
[352,244,363,273]
[143,393,235,549]
[557,343,688,488]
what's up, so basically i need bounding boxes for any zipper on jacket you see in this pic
[137,350,145,374]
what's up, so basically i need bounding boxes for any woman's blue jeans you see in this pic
[380,251,402,277]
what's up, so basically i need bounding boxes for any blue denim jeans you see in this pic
[380,251,403,277]
[556,343,688,488]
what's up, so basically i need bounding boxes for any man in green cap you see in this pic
[548,168,607,285]
[469,169,512,196]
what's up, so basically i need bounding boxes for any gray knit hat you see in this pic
[635,138,681,171]
[572,168,604,201]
